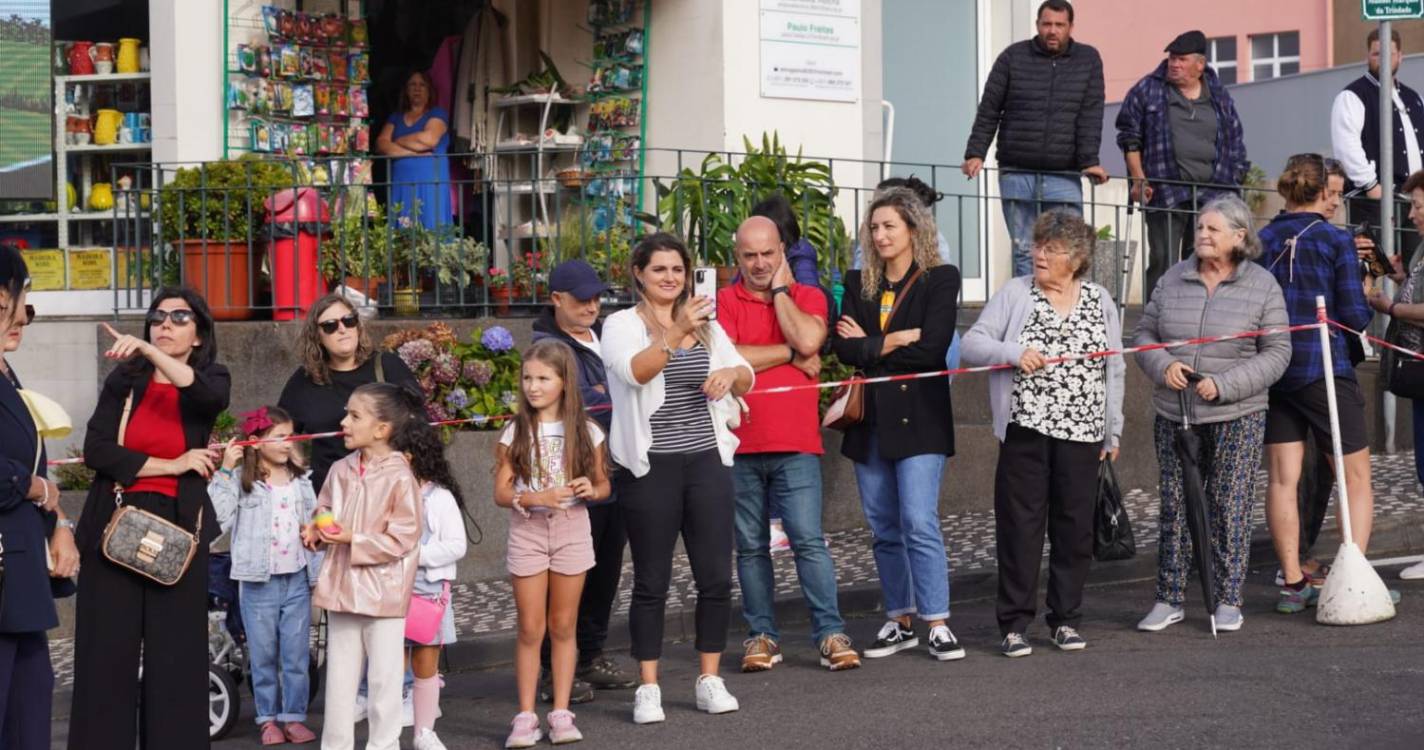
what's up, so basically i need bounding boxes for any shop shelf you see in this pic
[495,93,581,108]
[56,72,153,85]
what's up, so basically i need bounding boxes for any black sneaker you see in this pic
[863,620,918,658]
[1000,632,1032,658]
[538,668,595,704]
[926,625,966,661]
[1052,626,1086,651]
[576,655,638,689]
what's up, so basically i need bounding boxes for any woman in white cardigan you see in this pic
[602,232,754,725]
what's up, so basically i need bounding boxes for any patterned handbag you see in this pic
[99,391,202,586]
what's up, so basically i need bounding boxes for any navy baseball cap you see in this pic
[549,260,609,301]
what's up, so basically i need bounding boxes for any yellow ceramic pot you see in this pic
[116,38,141,74]
[93,109,122,145]
[88,183,114,211]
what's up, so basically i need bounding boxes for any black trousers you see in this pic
[540,498,627,668]
[620,449,733,661]
[1144,200,1197,303]
[993,425,1098,636]
[68,492,209,750]
[0,632,52,750]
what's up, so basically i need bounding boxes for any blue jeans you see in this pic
[1413,399,1424,489]
[852,436,950,620]
[239,572,312,724]
[999,171,1084,277]
[733,453,846,645]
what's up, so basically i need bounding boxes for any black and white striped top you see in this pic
[649,343,718,454]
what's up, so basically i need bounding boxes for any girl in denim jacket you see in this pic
[210,405,319,745]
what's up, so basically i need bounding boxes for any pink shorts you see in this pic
[506,505,596,577]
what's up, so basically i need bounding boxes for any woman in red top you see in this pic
[69,288,230,750]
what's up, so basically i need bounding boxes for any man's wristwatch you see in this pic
[771,285,791,298]
[56,519,77,532]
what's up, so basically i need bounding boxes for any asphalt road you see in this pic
[150,560,1424,750]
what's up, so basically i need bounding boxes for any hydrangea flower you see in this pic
[501,390,518,409]
[462,359,494,387]
[445,387,469,411]
[481,326,515,353]
[418,374,436,397]
[425,401,451,424]
[397,338,438,370]
[430,353,460,386]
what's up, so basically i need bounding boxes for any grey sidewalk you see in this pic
[45,451,1424,688]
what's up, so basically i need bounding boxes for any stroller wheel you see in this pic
[209,663,241,740]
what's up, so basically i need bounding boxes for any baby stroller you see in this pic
[208,552,326,740]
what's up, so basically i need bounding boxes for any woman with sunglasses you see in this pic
[68,287,231,749]
[279,294,419,492]
[0,246,78,750]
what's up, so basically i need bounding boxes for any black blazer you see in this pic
[832,264,959,463]
[0,368,59,633]
[75,361,231,555]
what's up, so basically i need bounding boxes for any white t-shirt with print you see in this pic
[499,419,606,510]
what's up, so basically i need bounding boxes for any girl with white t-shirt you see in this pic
[494,340,611,747]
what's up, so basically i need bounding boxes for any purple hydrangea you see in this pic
[500,390,518,409]
[418,374,436,397]
[481,326,515,353]
[425,401,451,424]
[397,339,438,370]
[445,387,469,411]
[430,353,460,386]
[462,359,494,387]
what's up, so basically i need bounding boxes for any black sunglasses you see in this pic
[146,309,196,326]
[3,303,34,325]
[318,313,360,335]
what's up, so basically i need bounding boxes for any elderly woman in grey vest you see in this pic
[1133,195,1291,633]
[961,210,1124,658]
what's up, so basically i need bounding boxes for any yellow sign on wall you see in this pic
[20,250,65,291]
[69,249,113,290]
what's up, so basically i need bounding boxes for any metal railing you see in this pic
[105,147,1374,319]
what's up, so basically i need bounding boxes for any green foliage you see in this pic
[1243,164,1269,216]
[157,156,297,242]
[320,208,391,283]
[552,204,633,286]
[211,410,239,443]
[383,323,523,435]
[655,132,850,271]
[52,446,93,492]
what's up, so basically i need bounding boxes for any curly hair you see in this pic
[297,294,373,386]
[858,187,941,300]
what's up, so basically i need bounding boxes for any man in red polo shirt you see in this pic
[718,216,861,674]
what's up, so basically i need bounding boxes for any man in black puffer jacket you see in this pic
[962,0,1107,278]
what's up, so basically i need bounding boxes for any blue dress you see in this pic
[387,107,452,230]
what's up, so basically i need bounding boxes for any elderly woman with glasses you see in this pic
[68,287,231,748]
[962,210,1124,658]
[278,294,420,492]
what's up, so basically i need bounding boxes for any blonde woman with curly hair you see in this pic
[831,187,964,662]
[962,209,1124,657]
[278,294,420,492]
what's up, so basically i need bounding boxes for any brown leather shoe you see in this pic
[819,633,861,671]
[741,634,781,672]
[260,721,285,746]
[283,721,317,744]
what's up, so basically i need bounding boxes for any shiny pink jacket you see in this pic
[312,450,423,618]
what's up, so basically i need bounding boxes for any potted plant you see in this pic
[320,195,390,299]
[487,267,513,315]
[157,156,296,320]
[383,322,523,435]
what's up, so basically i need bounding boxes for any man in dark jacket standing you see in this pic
[962,0,1107,278]
[532,260,635,699]
[1116,30,1250,301]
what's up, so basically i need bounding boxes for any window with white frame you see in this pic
[1250,31,1300,81]
[1208,36,1237,85]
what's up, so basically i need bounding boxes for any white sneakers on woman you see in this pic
[1400,559,1424,580]
[633,676,740,725]
[1137,602,1185,631]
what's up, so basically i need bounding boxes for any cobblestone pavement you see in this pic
[46,452,1423,687]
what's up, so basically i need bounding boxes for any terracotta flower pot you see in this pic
[490,285,514,316]
[178,239,254,321]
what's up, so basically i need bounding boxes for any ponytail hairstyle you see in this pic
[351,382,426,453]
[1277,153,1328,208]
[238,405,305,494]
[506,340,600,489]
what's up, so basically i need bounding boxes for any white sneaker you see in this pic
[1400,559,1424,580]
[402,689,414,727]
[413,728,449,750]
[632,683,665,725]
[694,674,739,715]
[1136,602,1185,632]
[353,692,368,723]
[769,521,791,553]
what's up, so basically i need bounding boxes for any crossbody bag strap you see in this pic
[116,390,134,448]
[374,353,385,383]
[883,267,926,332]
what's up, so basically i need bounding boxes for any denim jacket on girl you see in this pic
[210,470,322,584]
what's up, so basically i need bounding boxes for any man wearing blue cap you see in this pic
[533,260,636,699]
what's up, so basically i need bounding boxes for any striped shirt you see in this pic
[649,344,718,454]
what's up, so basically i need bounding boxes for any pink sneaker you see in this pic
[505,711,542,749]
[547,709,583,744]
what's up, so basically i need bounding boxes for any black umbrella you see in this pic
[1174,380,1219,638]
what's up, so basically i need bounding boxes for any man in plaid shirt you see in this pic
[1116,31,1250,301]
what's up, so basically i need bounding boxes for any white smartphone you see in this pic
[693,266,717,320]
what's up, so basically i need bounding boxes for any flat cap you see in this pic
[1165,30,1207,56]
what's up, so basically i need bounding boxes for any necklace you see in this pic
[638,303,684,356]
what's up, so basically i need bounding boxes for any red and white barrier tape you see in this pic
[43,319,1334,468]
[1325,318,1424,361]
